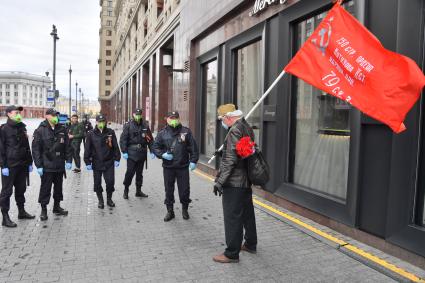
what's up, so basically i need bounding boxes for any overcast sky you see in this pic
[0,0,100,100]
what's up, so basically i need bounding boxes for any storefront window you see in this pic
[202,60,218,158]
[292,2,355,202]
[235,40,263,146]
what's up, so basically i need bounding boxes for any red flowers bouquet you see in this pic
[235,136,256,158]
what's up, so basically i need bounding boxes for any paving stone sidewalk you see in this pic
[0,125,410,282]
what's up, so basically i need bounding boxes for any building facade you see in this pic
[0,71,51,117]
[99,0,425,267]
[98,0,117,117]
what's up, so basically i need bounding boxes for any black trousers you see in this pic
[123,158,146,188]
[0,166,27,211]
[38,172,64,205]
[71,141,81,169]
[163,167,191,208]
[222,187,257,259]
[93,165,115,194]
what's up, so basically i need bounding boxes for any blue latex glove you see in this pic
[123,153,129,160]
[28,165,33,173]
[189,162,196,171]
[162,152,173,161]
[65,163,72,170]
[114,161,120,167]
[37,168,43,176]
[1,168,9,176]
[86,164,93,171]
[150,153,155,159]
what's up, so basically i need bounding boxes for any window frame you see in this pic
[224,23,266,150]
[196,47,222,169]
[272,0,362,226]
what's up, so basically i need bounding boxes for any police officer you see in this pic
[152,111,199,221]
[32,109,73,221]
[120,108,154,199]
[68,114,84,173]
[0,106,35,227]
[82,114,93,146]
[84,114,121,209]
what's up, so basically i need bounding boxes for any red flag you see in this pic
[284,2,425,133]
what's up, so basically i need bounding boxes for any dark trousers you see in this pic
[38,172,64,205]
[0,166,27,211]
[71,141,81,169]
[93,165,115,194]
[222,187,257,259]
[123,158,145,188]
[163,167,191,208]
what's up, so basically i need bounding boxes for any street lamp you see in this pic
[75,81,78,114]
[81,91,84,115]
[50,25,59,107]
[79,88,82,115]
[69,65,72,116]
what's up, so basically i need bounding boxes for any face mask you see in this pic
[50,116,59,125]
[168,119,179,128]
[134,114,142,122]
[221,121,229,130]
[98,122,105,130]
[11,113,22,123]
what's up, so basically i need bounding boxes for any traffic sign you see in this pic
[72,105,76,112]
[47,89,55,102]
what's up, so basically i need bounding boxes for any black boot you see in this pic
[182,205,189,220]
[107,192,115,207]
[96,192,104,209]
[123,186,129,200]
[164,207,175,222]
[135,186,148,197]
[53,201,68,216]
[40,205,48,221]
[18,207,35,220]
[2,210,17,228]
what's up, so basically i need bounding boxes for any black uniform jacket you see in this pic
[32,120,73,172]
[215,118,254,188]
[119,119,153,161]
[152,124,199,169]
[84,126,121,171]
[0,119,33,168]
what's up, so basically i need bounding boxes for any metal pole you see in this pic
[80,92,83,115]
[208,69,287,164]
[50,25,59,107]
[69,66,72,116]
[78,88,81,115]
[75,82,78,114]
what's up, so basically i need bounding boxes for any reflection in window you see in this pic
[202,60,218,158]
[236,40,263,146]
[292,1,355,202]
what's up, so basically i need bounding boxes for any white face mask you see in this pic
[221,120,229,130]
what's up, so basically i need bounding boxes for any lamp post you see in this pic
[81,91,84,115]
[50,25,59,107]
[75,82,78,114]
[79,88,82,115]
[69,66,72,116]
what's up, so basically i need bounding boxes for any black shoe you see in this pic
[40,206,48,221]
[2,211,17,228]
[96,192,104,209]
[164,210,175,222]
[182,208,189,220]
[123,187,129,200]
[18,208,35,220]
[53,203,69,216]
[107,198,115,207]
[135,187,148,197]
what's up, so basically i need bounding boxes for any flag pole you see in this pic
[208,69,287,164]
